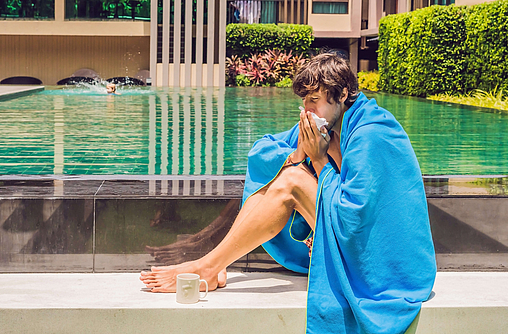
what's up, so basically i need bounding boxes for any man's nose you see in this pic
[300,106,312,113]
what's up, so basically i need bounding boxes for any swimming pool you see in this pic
[1,86,507,175]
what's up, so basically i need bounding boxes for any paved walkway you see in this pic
[0,272,507,333]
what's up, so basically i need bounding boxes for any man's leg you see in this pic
[139,164,318,292]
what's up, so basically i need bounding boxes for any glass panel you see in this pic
[65,0,151,20]
[0,0,55,19]
[312,2,348,14]
[260,1,276,23]
[429,0,454,6]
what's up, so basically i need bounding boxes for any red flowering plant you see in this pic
[226,50,308,87]
[245,54,267,86]
[225,55,246,86]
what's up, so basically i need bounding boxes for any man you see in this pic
[140,53,436,333]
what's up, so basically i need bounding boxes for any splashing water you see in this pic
[41,81,155,96]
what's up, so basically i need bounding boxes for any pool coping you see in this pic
[0,174,507,198]
[0,85,45,101]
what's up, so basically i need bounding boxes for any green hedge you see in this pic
[464,0,508,93]
[378,0,508,97]
[226,23,314,59]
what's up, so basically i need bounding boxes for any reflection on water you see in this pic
[0,86,507,175]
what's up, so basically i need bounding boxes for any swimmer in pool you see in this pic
[106,83,121,95]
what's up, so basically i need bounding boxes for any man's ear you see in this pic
[339,87,348,103]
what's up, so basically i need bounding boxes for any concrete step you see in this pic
[1,272,507,333]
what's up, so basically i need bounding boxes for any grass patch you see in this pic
[427,88,508,111]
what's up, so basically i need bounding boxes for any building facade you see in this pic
[0,0,491,86]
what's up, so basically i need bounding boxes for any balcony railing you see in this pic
[226,0,307,25]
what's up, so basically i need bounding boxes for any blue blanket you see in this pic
[242,92,436,333]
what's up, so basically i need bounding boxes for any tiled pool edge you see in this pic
[1,174,508,197]
[0,85,44,102]
[1,175,507,273]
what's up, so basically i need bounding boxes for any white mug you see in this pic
[176,273,208,304]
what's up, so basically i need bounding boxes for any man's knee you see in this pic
[268,165,315,200]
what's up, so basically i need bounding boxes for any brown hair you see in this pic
[292,53,358,106]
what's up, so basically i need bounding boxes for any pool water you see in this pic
[1,85,507,175]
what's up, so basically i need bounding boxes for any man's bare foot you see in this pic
[139,261,227,293]
[218,268,227,288]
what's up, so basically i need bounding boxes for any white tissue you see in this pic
[299,106,328,137]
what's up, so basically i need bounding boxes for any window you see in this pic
[430,0,455,5]
[65,0,151,20]
[312,1,348,14]
[0,0,54,19]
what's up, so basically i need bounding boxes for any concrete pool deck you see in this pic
[0,85,44,101]
[0,272,507,333]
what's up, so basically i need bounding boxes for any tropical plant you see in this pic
[225,49,308,87]
[235,74,251,87]
[275,77,293,88]
[358,71,380,92]
[226,55,246,86]
[244,54,266,86]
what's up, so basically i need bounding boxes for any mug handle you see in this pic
[199,279,208,299]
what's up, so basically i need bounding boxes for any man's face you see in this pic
[301,89,341,131]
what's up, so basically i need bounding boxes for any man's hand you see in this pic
[291,131,307,164]
[299,110,330,176]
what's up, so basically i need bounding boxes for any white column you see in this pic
[207,0,215,87]
[150,0,158,86]
[55,0,64,21]
[218,0,226,87]
[368,0,378,31]
[173,0,182,86]
[162,0,170,86]
[195,0,204,87]
[398,0,408,13]
[184,0,193,87]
